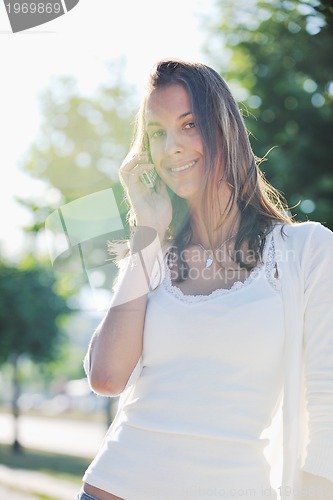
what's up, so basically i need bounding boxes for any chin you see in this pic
[172,188,201,204]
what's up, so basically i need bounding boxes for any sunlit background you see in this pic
[0,0,209,259]
[0,0,332,498]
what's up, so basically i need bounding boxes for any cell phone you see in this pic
[140,168,158,189]
[139,146,158,188]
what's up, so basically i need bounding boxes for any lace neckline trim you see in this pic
[161,234,279,303]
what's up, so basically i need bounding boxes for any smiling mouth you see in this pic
[168,160,197,173]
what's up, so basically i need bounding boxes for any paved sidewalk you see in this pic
[0,464,80,500]
[0,483,39,499]
[0,412,105,499]
[0,412,106,459]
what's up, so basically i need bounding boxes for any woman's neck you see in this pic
[188,190,241,250]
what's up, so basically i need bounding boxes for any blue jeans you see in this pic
[76,489,100,500]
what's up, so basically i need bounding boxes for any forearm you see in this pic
[88,298,146,396]
[88,226,162,395]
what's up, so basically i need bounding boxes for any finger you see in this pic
[131,162,155,175]
[121,151,149,172]
[121,163,155,183]
[120,163,156,193]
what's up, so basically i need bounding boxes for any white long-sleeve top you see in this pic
[83,221,333,500]
[272,221,333,498]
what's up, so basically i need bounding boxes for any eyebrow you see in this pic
[146,111,193,128]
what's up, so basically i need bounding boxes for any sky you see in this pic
[0,0,217,260]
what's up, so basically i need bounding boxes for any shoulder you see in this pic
[271,221,333,276]
[272,221,333,288]
[273,220,333,248]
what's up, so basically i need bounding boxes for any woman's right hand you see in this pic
[119,150,172,241]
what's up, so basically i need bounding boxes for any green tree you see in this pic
[0,259,70,452]
[19,60,136,234]
[205,0,333,228]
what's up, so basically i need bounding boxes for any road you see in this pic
[0,412,107,458]
[0,465,81,499]
[0,412,109,499]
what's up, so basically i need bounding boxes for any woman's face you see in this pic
[145,84,205,204]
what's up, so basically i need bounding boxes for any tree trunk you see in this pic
[11,354,23,454]
[105,397,115,428]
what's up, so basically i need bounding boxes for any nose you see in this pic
[164,131,183,156]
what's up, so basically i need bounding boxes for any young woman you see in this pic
[76,59,333,500]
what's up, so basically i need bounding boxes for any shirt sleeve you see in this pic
[302,223,333,483]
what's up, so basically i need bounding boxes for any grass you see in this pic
[0,443,91,484]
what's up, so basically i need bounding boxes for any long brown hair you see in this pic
[128,59,293,280]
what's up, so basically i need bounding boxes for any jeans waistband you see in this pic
[76,489,100,500]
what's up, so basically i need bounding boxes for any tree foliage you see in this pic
[20,60,137,233]
[0,259,71,451]
[0,259,70,364]
[205,0,333,228]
